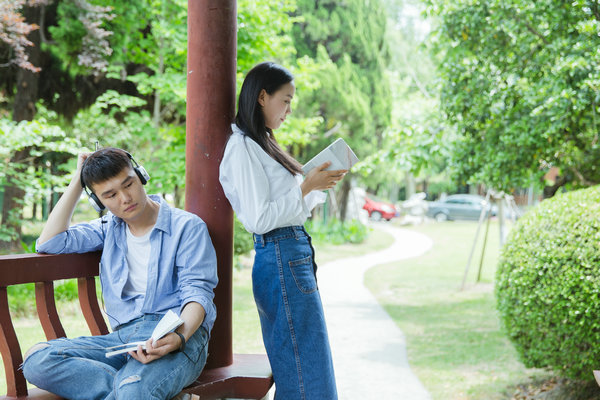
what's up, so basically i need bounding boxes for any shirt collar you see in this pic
[151,195,171,235]
[231,123,244,136]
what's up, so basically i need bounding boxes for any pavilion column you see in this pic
[186,0,237,368]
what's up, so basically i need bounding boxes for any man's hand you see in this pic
[129,303,205,364]
[128,332,183,364]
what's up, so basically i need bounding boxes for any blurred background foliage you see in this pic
[1,0,599,250]
[0,0,394,251]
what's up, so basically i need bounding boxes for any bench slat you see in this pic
[35,282,65,341]
[77,277,109,336]
[0,286,26,398]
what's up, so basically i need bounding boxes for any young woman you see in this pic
[219,62,345,400]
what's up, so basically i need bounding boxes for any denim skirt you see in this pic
[253,225,337,400]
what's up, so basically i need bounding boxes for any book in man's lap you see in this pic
[105,310,184,357]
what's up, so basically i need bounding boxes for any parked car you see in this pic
[426,194,496,222]
[363,195,397,221]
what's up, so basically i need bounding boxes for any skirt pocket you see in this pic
[288,255,317,294]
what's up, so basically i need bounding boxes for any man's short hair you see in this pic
[81,147,133,192]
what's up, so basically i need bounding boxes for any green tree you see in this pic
[0,0,314,248]
[0,0,141,249]
[291,0,392,219]
[425,0,600,196]
[357,0,456,201]
[0,117,80,243]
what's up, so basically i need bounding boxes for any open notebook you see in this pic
[302,138,359,175]
[105,310,184,357]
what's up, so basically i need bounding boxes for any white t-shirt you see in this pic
[219,124,326,235]
[123,225,152,297]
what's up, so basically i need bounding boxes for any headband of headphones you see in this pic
[80,150,150,212]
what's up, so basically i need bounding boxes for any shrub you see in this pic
[496,185,600,380]
[306,218,369,245]
[7,279,79,317]
[234,215,254,256]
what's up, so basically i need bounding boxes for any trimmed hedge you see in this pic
[496,186,600,380]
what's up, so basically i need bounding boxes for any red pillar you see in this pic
[186,0,237,369]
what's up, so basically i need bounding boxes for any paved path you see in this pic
[317,223,433,400]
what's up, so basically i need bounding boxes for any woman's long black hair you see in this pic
[235,62,303,175]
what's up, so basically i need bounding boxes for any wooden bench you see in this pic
[0,252,273,400]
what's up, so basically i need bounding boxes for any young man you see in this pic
[22,148,218,400]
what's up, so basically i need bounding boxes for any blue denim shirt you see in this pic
[36,195,218,333]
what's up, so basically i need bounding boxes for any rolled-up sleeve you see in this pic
[176,221,218,331]
[299,176,327,212]
[36,219,105,254]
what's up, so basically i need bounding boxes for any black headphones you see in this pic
[80,151,150,213]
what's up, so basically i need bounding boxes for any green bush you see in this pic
[306,218,369,245]
[234,215,254,256]
[8,279,80,317]
[7,283,35,316]
[496,186,600,380]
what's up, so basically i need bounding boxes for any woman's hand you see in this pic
[300,161,347,196]
[128,332,183,364]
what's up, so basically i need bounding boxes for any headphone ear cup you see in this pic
[88,193,105,212]
[134,166,150,185]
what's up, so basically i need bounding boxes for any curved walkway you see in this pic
[318,223,433,400]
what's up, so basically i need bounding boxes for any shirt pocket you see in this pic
[288,255,317,294]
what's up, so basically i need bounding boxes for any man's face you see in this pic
[90,167,147,222]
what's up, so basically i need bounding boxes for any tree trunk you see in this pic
[1,150,30,250]
[543,175,567,199]
[338,178,351,222]
[174,184,182,209]
[13,5,41,121]
[1,5,42,251]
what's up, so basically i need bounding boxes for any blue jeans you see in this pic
[253,226,337,400]
[22,314,209,400]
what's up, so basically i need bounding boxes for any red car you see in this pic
[363,196,397,221]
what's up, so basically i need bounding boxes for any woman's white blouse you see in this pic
[219,124,326,235]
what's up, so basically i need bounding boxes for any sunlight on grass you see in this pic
[365,220,553,400]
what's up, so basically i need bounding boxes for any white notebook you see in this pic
[105,310,184,357]
[301,138,359,174]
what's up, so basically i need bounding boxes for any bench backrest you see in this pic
[0,252,107,398]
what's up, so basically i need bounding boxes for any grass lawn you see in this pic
[364,220,554,400]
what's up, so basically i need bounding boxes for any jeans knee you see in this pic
[21,342,51,384]
[114,375,151,400]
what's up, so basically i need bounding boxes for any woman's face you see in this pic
[259,81,295,130]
